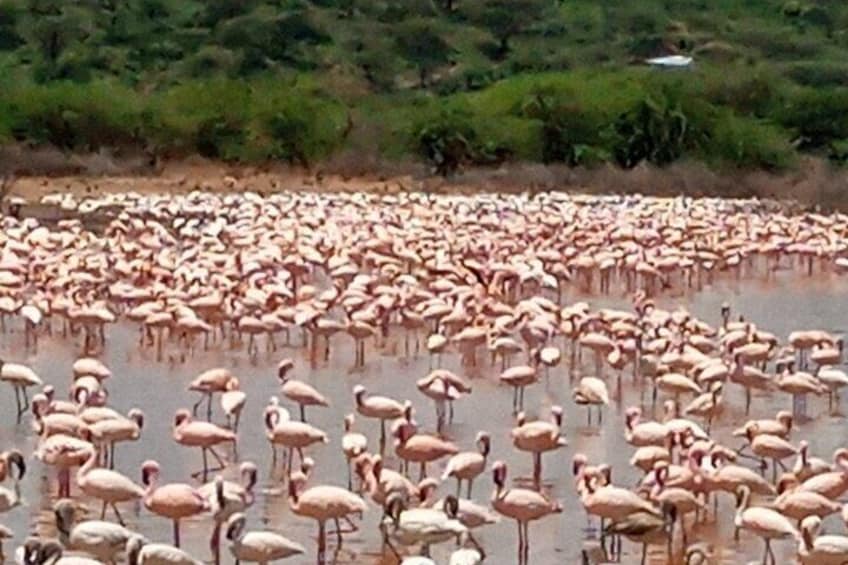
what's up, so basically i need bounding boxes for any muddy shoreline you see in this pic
[1,147,846,210]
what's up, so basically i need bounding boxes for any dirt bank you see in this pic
[1,146,846,209]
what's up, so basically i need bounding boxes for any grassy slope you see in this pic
[1,0,848,173]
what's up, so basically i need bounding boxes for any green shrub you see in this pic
[779,88,848,148]
[706,113,795,170]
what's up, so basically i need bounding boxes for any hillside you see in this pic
[2,0,848,179]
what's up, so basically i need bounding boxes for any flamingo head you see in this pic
[344,413,355,431]
[225,512,246,542]
[443,495,460,519]
[370,454,383,479]
[30,393,48,418]
[572,453,588,477]
[42,385,55,401]
[384,492,405,524]
[3,449,25,481]
[240,461,258,491]
[128,408,145,430]
[173,409,191,427]
[475,432,491,457]
[776,410,794,430]
[551,405,564,427]
[624,406,640,429]
[53,499,77,537]
[515,412,526,427]
[416,477,439,501]
[352,385,366,403]
[277,358,294,382]
[300,457,315,477]
[598,463,612,486]
[402,401,414,422]
[141,460,161,486]
[734,484,751,509]
[492,460,507,489]
[801,516,822,551]
[287,472,306,501]
[653,461,669,487]
[834,448,848,471]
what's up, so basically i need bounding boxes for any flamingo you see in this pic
[572,377,609,426]
[198,462,257,565]
[276,359,329,422]
[798,515,848,565]
[511,406,567,489]
[394,422,458,481]
[221,378,246,432]
[53,498,135,563]
[287,471,367,564]
[499,365,537,414]
[381,493,483,560]
[76,447,144,525]
[733,484,798,564]
[491,461,561,564]
[172,409,236,482]
[224,512,305,564]
[141,460,207,547]
[441,431,490,498]
[188,368,236,421]
[126,534,202,565]
[264,409,327,475]
[1,360,43,421]
[352,384,405,455]
[341,414,367,490]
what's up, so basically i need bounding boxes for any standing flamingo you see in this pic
[287,471,367,564]
[277,359,329,422]
[490,461,561,565]
[352,385,405,455]
[141,460,208,547]
[172,409,236,482]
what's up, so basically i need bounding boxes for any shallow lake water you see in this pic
[2,271,848,565]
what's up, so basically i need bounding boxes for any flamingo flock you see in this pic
[0,190,846,564]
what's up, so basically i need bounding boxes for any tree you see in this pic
[473,0,547,58]
[0,1,23,51]
[394,19,452,87]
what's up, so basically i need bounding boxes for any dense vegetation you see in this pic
[2,0,848,174]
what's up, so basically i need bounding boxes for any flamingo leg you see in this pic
[111,503,125,526]
[174,519,181,547]
[210,521,221,565]
[318,520,326,565]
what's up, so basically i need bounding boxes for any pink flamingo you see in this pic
[172,409,236,482]
[490,461,561,565]
[141,460,208,547]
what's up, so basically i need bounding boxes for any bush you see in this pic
[706,113,795,170]
[779,88,848,148]
[412,108,475,176]
[1,81,142,150]
[785,61,848,87]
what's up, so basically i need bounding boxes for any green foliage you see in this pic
[611,96,693,168]
[465,0,549,57]
[4,0,848,173]
[778,88,848,149]
[414,108,478,176]
[521,91,605,166]
[393,19,453,87]
[706,112,795,170]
